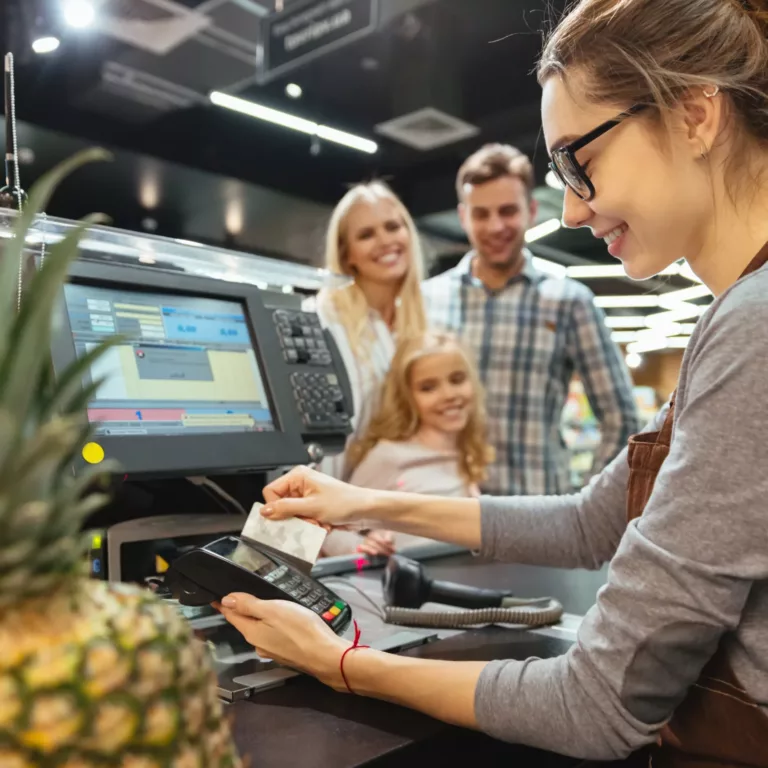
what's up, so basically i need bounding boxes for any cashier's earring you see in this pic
[703,86,719,99]
[699,140,710,160]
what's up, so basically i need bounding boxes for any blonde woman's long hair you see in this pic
[347,332,494,486]
[316,182,427,357]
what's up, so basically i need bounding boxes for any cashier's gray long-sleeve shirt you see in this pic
[474,263,768,760]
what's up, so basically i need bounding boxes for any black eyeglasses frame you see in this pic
[549,104,649,201]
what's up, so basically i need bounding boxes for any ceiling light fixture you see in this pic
[139,174,160,210]
[594,295,662,308]
[531,257,567,279]
[285,83,302,99]
[644,303,706,326]
[657,283,712,307]
[677,262,702,283]
[611,331,642,343]
[210,91,378,154]
[605,315,648,328]
[525,218,561,243]
[63,0,96,28]
[627,334,691,355]
[564,260,702,283]
[225,199,244,236]
[32,36,60,54]
[626,351,644,369]
[611,322,695,345]
[626,337,669,355]
[567,263,679,279]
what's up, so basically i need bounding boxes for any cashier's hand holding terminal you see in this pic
[217,594,352,692]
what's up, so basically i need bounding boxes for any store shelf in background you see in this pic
[563,380,662,489]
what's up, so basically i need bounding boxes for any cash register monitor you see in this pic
[51,261,310,476]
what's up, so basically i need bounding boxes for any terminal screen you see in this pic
[63,284,275,437]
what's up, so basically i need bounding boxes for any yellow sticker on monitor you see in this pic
[82,442,105,465]
[156,556,169,575]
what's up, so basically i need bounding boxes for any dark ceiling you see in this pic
[2,0,554,210]
[0,0,708,318]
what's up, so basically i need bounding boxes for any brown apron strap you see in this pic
[739,240,768,278]
[620,245,768,766]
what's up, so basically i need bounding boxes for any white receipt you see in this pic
[241,502,327,566]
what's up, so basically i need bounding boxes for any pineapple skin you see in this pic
[0,578,243,767]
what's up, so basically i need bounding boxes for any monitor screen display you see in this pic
[63,284,275,437]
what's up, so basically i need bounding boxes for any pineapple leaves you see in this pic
[0,148,111,363]
[0,147,133,604]
[0,214,108,420]
[38,346,124,422]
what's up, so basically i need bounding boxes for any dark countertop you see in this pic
[230,554,608,767]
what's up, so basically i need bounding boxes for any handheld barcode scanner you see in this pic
[166,535,352,636]
[380,555,565,629]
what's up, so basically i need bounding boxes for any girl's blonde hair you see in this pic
[347,332,494,486]
[316,181,427,357]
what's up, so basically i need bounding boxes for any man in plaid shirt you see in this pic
[423,144,640,495]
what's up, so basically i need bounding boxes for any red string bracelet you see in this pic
[340,620,369,694]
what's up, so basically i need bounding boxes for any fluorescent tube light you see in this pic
[210,91,378,154]
[645,303,706,326]
[658,284,711,307]
[605,315,648,328]
[532,257,567,278]
[525,218,561,243]
[567,263,679,279]
[594,295,661,308]
[611,331,641,343]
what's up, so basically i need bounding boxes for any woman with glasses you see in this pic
[217,0,768,763]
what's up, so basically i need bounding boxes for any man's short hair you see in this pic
[456,144,535,201]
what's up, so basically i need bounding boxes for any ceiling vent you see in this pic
[375,108,480,151]
[95,0,212,56]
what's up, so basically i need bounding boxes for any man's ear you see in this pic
[528,197,539,227]
[458,202,469,235]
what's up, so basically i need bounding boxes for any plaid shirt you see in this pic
[422,252,641,496]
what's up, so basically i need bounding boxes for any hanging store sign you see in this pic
[258,0,378,83]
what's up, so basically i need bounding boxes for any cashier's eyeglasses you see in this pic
[549,104,649,202]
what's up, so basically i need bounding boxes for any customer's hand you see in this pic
[358,530,396,558]
[215,593,351,691]
[262,466,378,528]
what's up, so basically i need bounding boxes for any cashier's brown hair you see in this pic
[316,182,427,359]
[538,0,768,194]
[347,332,494,486]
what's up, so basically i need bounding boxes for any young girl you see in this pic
[321,332,493,556]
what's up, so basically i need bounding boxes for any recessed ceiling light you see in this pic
[63,0,96,29]
[32,36,60,54]
[625,352,644,369]
[285,83,302,99]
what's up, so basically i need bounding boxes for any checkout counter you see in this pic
[10,211,609,766]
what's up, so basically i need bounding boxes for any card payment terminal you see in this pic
[165,536,352,635]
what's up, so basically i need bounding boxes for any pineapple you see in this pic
[0,151,243,767]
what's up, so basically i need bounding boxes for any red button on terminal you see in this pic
[322,611,334,622]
